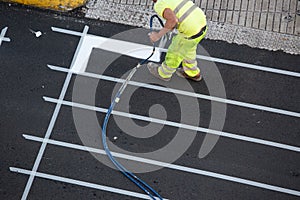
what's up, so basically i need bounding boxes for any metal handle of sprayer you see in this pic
[139,14,165,66]
[101,15,165,200]
[114,14,165,101]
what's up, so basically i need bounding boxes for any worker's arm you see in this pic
[149,8,178,43]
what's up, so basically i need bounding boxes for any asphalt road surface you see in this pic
[0,3,299,200]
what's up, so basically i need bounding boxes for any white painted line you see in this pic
[51,26,160,73]
[50,27,300,78]
[47,64,300,118]
[2,38,10,42]
[196,54,300,78]
[0,27,11,46]
[71,34,160,73]
[21,26,89,200]
[43,96,300,153]
[21,134,300,197]
[51,27,83,37]
[10,167,167,200]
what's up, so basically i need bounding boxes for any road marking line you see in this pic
[20,26,89,200]
[195,54,300,78]
[52,27,160,73]
[47,64,300,118]
[43,96,300,153]
[0,27,11,46]
[51,27,83,36]
[20,134,300,197]
[10,167,167,200]
[51,27,300,77]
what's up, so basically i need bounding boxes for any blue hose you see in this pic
[101,15,164,200]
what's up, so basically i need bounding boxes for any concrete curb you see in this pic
[2,0,87,11]
[85,0,300,55]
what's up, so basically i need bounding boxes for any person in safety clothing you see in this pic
[148,0,207,82]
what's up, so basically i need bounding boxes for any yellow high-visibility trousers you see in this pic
[158,28,207,78]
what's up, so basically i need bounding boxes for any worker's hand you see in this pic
[149,32,162,43]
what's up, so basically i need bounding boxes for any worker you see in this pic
[148,0,207,82]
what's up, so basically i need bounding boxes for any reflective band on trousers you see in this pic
[160,62,176,76]
[183,59,196,64]
[182,59,198,74]
[183,65,198,72]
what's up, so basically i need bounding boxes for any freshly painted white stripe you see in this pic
[70,34,160,73]
[197,55,300,78]
[0,27,11,46]
[50,27,300,77]
[10,167,166,200]
[51,26,160,73]
[69,26,90,70]
[47,64,300,118]
[21,134,300,197]
[21,26,90,200]
[51,27,83,37]
[43,96,300,153]
[2,38,10,42]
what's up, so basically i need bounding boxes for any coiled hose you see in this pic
[101,15,165,200]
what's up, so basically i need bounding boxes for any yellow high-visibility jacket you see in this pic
[154,0,206,37]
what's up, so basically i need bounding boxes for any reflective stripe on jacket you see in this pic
[154,0,206,37]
